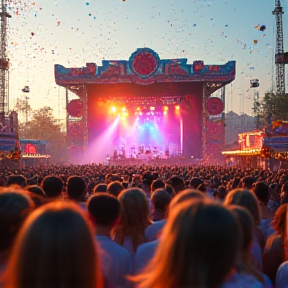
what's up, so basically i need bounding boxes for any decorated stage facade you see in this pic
[55,48,236,163]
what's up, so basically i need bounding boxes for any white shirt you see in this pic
[144,219,166,241]
[96,235,132,288]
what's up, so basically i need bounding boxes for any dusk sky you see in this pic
[6,0,288,121]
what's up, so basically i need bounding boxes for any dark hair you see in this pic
[88,193,121,227]
[164,184,175,197]
[41,176,64,198]
[26,185,46,197]
[197,183,206,193]
[2,201,103,288]
[7,175,27,188]
[107,181,124,197]
[66,176,87,201]
[151,179,165,192]
[93,183,107,194]
[0,187,34,253]
[190,177,203,189]
[242,176,256,189]
[253,182,270,204]
[151,189,171,210]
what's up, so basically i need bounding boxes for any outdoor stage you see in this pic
[55,48,235,164]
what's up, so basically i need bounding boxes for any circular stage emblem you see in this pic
[129,48,159,78]
[206,97,224,115]
[67,99,83,118]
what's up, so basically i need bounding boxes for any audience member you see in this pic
[115,188,151,257]
[107,181,124,197]
[41,175,64,199]
[0,187,34,275]
[1,201,103,288]
[6,175,27,188]
[150,189,171,222]
[132,199,240,288]
[88,193,131,288]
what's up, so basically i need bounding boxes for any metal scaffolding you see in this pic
[272,0,285,94]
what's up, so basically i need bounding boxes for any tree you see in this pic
[19,106,68,163]
[14,98,32,123]
[261,92,288,122]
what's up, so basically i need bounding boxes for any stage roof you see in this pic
[55,48,236,87]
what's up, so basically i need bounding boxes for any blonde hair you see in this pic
[115,188,151,251]
[224,188,261,225]
[132,199,240,288]
[1,201,103,288]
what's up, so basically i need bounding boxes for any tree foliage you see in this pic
[18,106,68,163]
[261,92,288,121]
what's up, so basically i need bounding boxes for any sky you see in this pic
[5,0,288,122]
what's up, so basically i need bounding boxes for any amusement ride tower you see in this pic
[0,0,10,126]
[272,0,286,94]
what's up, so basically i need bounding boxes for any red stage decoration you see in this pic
[206,97,224,115]
[24,143,37,154]
[68,99,83,118]
[68,122,82,137]
[193,61,204,73]
[129,48,159,77]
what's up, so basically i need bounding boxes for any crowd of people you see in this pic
[1,163,288,287]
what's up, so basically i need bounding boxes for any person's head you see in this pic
[116,188,151,251]
[6,175,27,188]
[66,176,87,202]
[271,203,288,238]
[228,205,265,283]
[26,185,46,197]
[164,184,175,197]
[197,183,206,193]
[88,193,121,229]
[190,177,203,189]
[107,181,124,197]
[214,185,227,201]
[169,189,205,211]
[242,176,256,190]
[168,175,185,194]
[253,182,270,205]
[142,172,153,187]
[151,179,165,192]
[0,187,34,254]
[224,189,261,225]
[151,189,171,219]
[228,205,253,254]
[41,176,64,198]
[2,201,103,288]
[133,200,240,288]
[93,183,107,194]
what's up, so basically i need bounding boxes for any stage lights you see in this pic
[111,106,117,113]
[163,106,168,111]
[150,106,155,111]
[175,106,180,111]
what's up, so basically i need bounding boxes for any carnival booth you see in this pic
[222,120,288,169]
